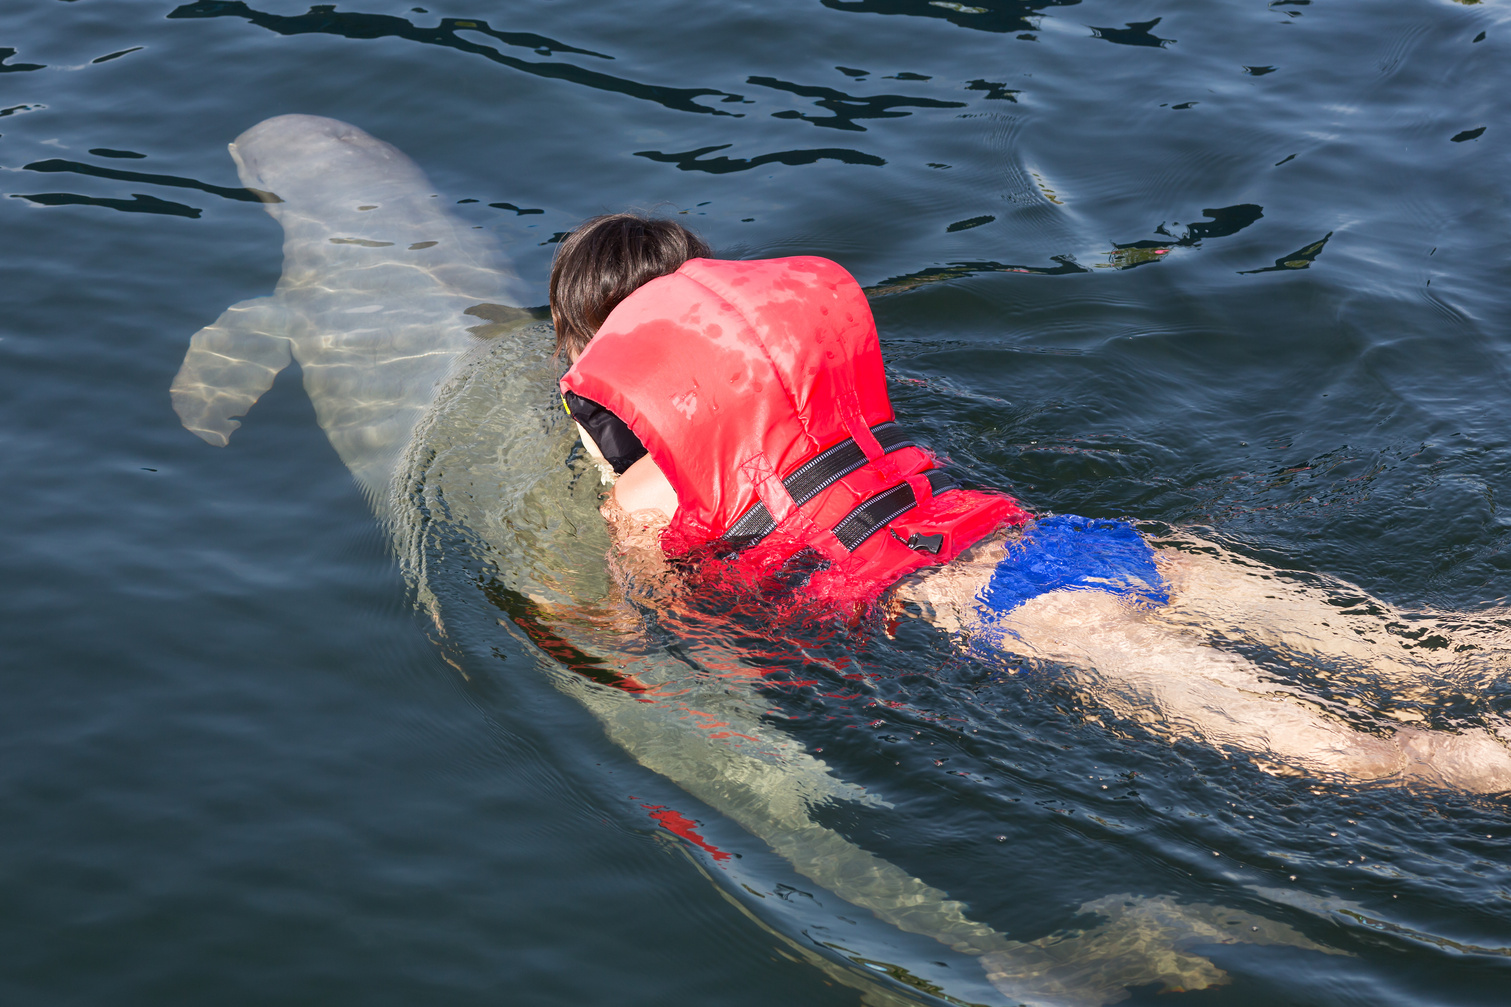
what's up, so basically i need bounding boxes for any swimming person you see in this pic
[553,212,1511,795]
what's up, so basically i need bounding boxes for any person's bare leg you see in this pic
[1152,537,1511,767]
[1151,536,1510,692]
[897,537,1511,793]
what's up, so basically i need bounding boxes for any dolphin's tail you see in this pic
[980,893,1341,1007]
[171,296,293,446]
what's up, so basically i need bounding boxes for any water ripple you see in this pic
[167,1,748,118]
[820,0,1081,37]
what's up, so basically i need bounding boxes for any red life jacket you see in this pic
[561,256,1030,604]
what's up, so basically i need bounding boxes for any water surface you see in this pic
[2,1,1508,1004]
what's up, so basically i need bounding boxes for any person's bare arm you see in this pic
[599,453,678,599]
[610,452,677,520]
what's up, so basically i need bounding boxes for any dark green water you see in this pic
[2,1,1508,1004]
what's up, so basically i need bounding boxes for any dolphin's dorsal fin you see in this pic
[171,297,293,446]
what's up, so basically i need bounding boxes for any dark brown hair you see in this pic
[549,212,711,359]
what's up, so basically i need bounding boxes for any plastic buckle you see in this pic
[892,529,943,554]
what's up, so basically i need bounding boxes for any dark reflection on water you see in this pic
[0,46,45,72]
[92,47,145,65]
[1174,204,1264,244]
[1238,232,1331,274]
[869,255,1089,295]
[12,190,204,217]
[947,214,996,232]
[1108,204,1265,268]
[747,75,966,132]
[820,0,1081,36]
[22,158,272,203]
[171,0,611,58]
[1089,17,1175,49]
[636,143,886,174]
[965,80,1019,101]
[168,1,749,117]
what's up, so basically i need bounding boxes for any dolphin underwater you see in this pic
[171,113,535,509]
[173,114,1338,1006]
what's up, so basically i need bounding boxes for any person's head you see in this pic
[549,212,711,360]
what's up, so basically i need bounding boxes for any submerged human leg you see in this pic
[1004,590,1511,791]
[1150,536,1510,692]
[997,589,1406,780]
[1151,536,1511,763]
[898,527,1511,793]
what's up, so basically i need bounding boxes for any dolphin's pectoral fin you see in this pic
[170,297,293,446]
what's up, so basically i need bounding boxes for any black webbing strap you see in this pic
[723,421,915,545]
[832,468,958,552]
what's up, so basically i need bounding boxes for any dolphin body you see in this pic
[174,115,1336,1007]
[171,113,535,509]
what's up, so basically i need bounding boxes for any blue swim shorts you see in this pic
[977,515,1169,616]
